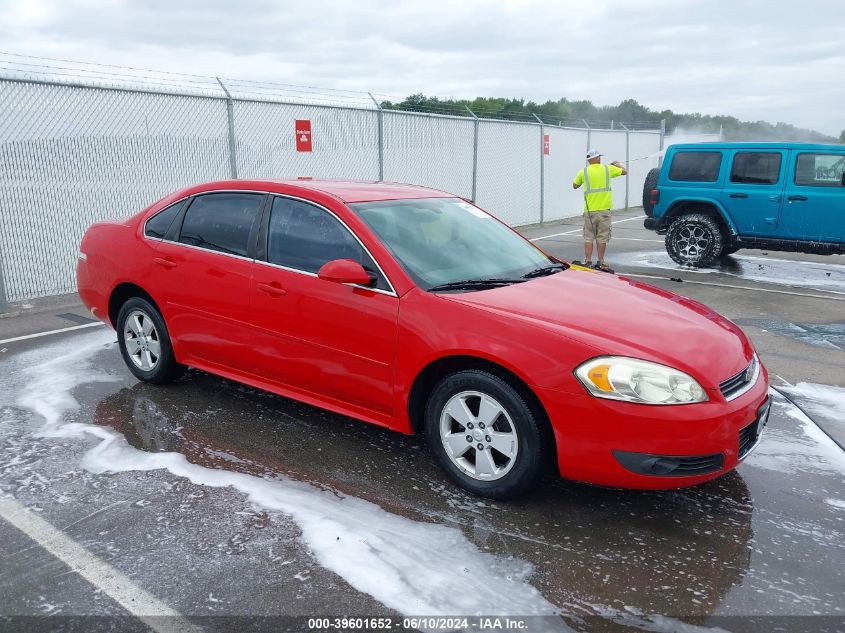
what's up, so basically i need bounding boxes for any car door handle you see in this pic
[729,193,748,199]
[787,195,808,202]
[257,282,287,297]
[153,257,177,269]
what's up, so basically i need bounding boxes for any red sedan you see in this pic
[77,180,770,498]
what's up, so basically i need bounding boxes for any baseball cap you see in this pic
[586,149,602,160]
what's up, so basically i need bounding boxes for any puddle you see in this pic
[617,251,845,294]
[735,319,845,351]
[3,331,845,624]
[6,330,563,622]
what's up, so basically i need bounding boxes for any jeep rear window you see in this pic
[795,153,845,187]
[730,152,782,185]
[668,152,722,182]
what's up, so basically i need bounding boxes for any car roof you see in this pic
[196,179,456,203]
[667,142,845,151]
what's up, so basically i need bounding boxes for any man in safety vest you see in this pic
[572,148,627,271]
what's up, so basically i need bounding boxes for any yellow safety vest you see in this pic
[580,163,613,212]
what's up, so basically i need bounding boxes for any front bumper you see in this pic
[537,365,770,489]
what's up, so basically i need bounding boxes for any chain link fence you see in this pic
[0,76,664,309]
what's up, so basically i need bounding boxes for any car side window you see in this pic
[267,197,389,290]
[144,200,185,240]
[178,193,264,257]
[668,152,722,182]
[730,152,782,185]
[795,153,845,187]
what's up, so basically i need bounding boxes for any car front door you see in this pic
[249,195,399,415]
[780,151,845,243]
[150,192,266,371]
[718,149,787,238]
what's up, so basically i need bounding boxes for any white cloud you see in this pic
[0,0,842,135]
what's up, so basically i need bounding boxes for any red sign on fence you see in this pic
[543,134,550,156]
[295,119,312,152]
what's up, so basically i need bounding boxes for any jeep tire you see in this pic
[665,213,724,267]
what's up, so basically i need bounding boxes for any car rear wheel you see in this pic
[642,168,660,216]
[665,213,724,267]
[424,370,547,499]
[117,297,185,384]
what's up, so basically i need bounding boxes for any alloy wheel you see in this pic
[439,390,519,481]
[123,309,161,371]
[676,224,713,260]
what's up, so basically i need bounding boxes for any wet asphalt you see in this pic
[1,208,844,633]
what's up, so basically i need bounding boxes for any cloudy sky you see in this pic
[1,0,843,135]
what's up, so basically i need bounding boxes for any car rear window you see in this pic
[668,151,722,182]
[178,193,264,257]
[795,153,845,187]
[730,152,782,185]
[144,201,184,240]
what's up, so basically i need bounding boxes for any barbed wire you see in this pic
[0,51,677,131]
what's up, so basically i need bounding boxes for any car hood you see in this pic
[444,269,754,389]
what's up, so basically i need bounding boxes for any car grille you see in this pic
[664,454,725,475]
[738,422,758,459]
[613,450,724,476]
[720,355,759,400]
[739,398,771,460]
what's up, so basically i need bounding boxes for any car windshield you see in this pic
[349,197,556,290]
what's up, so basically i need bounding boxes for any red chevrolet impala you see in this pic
[77,180,770,498]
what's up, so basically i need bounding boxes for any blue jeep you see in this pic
[643,143,845,266]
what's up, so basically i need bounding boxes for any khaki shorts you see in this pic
[583,210,612,243]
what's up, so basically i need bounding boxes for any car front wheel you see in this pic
[665,213,724,267]
[424,370,548,499]
[116,297,185,384]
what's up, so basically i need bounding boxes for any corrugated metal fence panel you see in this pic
[475,120,540,226]
[233,101,379,180]
[543,127,589,221]
[627,132,661,211]
[383,111,474,198]
[0,79,230,301]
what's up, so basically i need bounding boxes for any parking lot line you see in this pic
[0,496,200,633]
[530,215,646,242]
[0,321,104,346]
[625,273,845,302]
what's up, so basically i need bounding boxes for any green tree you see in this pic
[376,93,836,142]
[839,129,845,143]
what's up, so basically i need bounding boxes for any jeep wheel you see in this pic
[665,213,724,267]
[642,168,660,216]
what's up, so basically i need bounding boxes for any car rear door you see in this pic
[780,150,845,243]
[150,192,266,371]
[717,149,787,238]
[249,195,399,415]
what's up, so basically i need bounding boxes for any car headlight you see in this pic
[574,357,708,405]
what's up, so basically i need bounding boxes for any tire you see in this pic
[642,168,660,216]
[665,213,724,267]
[116,297,186,384]
[424,370,548,499]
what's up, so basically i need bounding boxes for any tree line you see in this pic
[380,94,840,143]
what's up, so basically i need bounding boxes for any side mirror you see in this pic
[317,259,372,286]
